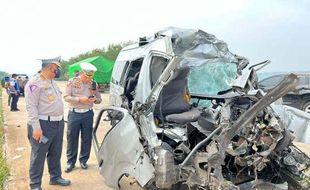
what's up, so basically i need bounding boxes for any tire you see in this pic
[301,101,310,113]
[145,182,159,190]
[145,182,189,190]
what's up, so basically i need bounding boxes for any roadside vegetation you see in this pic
[58,42,130,81]
[1,42,128,81]
[0,86,9,189]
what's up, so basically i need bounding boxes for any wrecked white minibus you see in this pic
[93,27,310,190]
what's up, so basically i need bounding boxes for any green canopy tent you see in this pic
[68,56,115,84]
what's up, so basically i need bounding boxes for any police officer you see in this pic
[25,56,71,190]
[9,73,20,111]
[64,62,102,172]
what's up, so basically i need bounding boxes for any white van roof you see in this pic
[116,36,173,62]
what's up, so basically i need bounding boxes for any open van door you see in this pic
[92,106,154,189]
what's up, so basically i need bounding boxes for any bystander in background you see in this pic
[9,74,20,111]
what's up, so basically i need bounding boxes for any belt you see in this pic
[69,108,92,113]
[38,115,63,121]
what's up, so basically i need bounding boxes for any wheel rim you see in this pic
[304,104,310,113]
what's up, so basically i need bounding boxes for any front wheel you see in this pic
[301,101,310,113]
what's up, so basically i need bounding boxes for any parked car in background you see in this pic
[17,74,28,80]
[258,73,310,113]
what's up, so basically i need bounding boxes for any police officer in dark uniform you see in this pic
[64,62,102,172]
[25,56,71,190]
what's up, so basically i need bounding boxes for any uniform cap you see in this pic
[39,56,61,67]
[80,62,97,76]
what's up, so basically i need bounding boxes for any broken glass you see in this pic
[188,62,237,95]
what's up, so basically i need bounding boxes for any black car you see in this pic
[258,73,310,113]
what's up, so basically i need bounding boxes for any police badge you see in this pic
[48,95,55,102]
[73,79,81,88]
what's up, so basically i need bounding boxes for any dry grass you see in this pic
[0,86,9,189]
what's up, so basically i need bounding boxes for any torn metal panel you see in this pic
[94,107,155,189]
[226,73,298,140]
[156,27,243,67]
[272,105,310,143]
[207,74,298,181]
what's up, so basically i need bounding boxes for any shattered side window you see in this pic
[150,56,169,88]
[188,62,237,95]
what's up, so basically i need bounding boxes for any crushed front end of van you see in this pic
[93,27,310,190]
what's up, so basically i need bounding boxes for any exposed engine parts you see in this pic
[147,74,310,189]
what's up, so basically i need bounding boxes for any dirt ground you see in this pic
[3,81,142,190]
[2,81,310,190]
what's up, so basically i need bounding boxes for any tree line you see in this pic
[58,42,133,80]
[0,42,132,80]
[0,71,9,80]
[57,42,130,80]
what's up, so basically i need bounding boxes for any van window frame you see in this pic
[111,60,128,85]
[120,57,144,87]
[148,52,171,89]
[119,61,130,86]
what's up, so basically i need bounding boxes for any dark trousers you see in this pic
[8,93,11,106]
[27,120,64,188]
[10,93,19,110]
[20,87,24,96]
[66,110,94,165]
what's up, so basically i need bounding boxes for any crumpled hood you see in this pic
[155,26,248,69]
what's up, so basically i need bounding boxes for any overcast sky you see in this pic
[0,0,309,75]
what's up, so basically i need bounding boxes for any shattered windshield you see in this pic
[188,62,237,95]
[156,27,241,96]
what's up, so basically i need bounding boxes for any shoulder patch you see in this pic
[29,85,38,92]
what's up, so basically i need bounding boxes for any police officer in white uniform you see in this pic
[64,62,102,172]
[25,56,71,190]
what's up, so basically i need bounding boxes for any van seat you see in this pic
[165,108,201,124]
[154,67,201,124]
